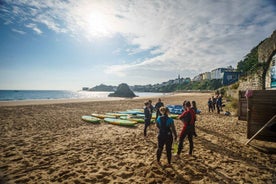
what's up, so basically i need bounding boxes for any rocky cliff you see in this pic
[108,83,137,98]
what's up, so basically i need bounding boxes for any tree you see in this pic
[237,46,258,74]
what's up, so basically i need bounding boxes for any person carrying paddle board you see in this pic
[156,107,177,165]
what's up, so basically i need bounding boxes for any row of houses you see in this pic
[193,66,241,85]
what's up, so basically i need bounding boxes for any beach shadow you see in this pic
[174,156,233,183]
[149,161,190,184]
[164,165,190,184]
[249,144,276,154]
[197,136,275,173]
[197,126,236,142]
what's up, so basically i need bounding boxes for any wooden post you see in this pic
[245,114,276,145]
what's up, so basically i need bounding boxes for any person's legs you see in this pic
[144,121,150,136]
[177,132,187,155]
[165,136,173,164]
[193,124,197,137]
[216,104,220,114]
[188,133,194,155]
[157,136,166,162]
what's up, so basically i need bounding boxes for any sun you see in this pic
[86,10,112,37]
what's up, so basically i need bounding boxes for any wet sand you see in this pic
[0,93,275,183]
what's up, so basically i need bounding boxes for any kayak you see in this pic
[104,118,136,127]
[81,115,101,123]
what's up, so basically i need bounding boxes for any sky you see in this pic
[0,0,275,90]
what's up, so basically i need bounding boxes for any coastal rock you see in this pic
[108,83,136,98]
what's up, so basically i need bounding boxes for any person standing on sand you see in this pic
[148,100,154,113]
[212,96,216,111]
[208,98,213,112]
[155,98,164,120]
[191,101,198,137]
[156,107,177,165]
[177,101,196,156]
[144,101,152,137]
[216,95,222,114]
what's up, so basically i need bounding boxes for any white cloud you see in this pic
[1,0,276,84]
[25,23,43,34]
[11,28,26,35]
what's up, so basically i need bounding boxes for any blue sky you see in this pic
[0,0,275,90]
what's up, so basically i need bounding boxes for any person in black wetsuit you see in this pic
[148,100,154,114]
[144,101,152,137]
[155,98,164,120]
[208,98,213,112]
[156,107,177,165]
[191,100,198,137]
[177,101,196,156]
[216,95,222,114]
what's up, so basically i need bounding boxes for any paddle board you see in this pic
[117,110,144,115]
[104,118,136,127]
[91,113,117,119]
[105,113,128,117]
[81,115,101,123]
[119,116,149,123]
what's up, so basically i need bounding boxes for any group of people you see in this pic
[207,94,223,114]
[143,98,197,165]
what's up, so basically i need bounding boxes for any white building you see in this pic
[202,72,211,80]
[211,68,230,79]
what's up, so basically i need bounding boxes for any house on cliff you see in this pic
[222,71,241,85]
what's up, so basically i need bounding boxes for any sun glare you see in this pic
[86,10,112,37]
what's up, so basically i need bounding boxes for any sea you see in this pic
[0,90,169,101]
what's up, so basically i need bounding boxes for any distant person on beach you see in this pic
[156,107,177,165]
[191,101,198,137]
[212,96,216,111]
[177,101,196,157]
[148,100,154,114]
[144,101,152,137]
[216,95,222,114]
[155,98,164,120]
[208,98,213,112]
[182,100,187,112]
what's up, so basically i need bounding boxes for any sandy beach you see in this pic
[0,93,275,184]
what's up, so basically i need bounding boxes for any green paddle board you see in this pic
[104,118,136,127]
[82,115,101,124]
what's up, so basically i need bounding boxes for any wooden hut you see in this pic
[239,90,276,142]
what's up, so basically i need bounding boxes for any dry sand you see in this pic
[0,93,275,183]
